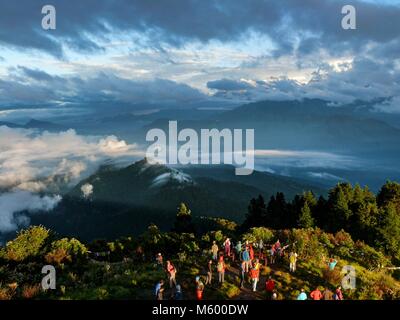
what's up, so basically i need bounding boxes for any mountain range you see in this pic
[31,158,324,240]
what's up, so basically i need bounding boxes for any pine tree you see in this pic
[377,202,400,261]
[242,195,267,230]
[266,192,289,229]
[297,202,314,228]
[173,202,195,233]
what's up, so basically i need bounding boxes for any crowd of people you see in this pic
[153,237,344,301]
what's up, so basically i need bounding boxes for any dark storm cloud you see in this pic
[207,79,253,91]
[0,0,399,57]
[17,66,59,82]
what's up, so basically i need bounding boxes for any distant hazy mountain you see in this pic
[0,119,67,131]
[32,158,323,240]
[215,98,400,153]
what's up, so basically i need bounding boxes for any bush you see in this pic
[51,238,88,257]
[289,228,328,259]
[21,284,41,299]
[323,268,342,286]
[242,227,274,244]
[5,226,50,262]
[45,248,71,265]
[220,282,241,299]
[353,241,390,270]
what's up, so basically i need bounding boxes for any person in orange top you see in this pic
[217,256,226,284]
[195,276,204,300]
[310,287,323,300]
[250,267,259,292]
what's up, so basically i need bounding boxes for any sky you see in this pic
[0,0,400,234]
[0,0,399,110]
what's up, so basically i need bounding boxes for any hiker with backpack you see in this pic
[166,260,177,288]
[217,255,226,284]
[310,287,323,300]
[154,279,165,300]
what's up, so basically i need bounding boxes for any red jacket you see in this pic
[266,280,275,292]
[310,290,323,300]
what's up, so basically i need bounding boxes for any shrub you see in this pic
[220,282,241,299]
[242,227,274,244]
[21,284,41,299]
[45,248,72,265]
[51,238,88,257]
[5,226,50,262]
[353,241,390,270]
[323,268,342,286]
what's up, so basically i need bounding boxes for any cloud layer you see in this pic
[0,126,142,192]
[0,191,61,234]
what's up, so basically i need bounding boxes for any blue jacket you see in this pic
[242,250,250,261]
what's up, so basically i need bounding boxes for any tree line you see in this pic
[241,181,400,263]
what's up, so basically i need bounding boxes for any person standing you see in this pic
[211,241,219,261]
[205,260,213,285]
[323,287,334,300]
[250,267,259,292]
[175,284,183,300]
[242,247,251,272]
[289,251,298,272]
[310,287,323,300]
[240,261,246,289]
[196,276,204,300]
[235,241,242,257]
[335,286,344,300]
[154,280,164,300]
[297,288,307,300]
[217,256,226,284]
[328,258,338,271]
[224,238,231,257]
[156,253,163,268]
[249,244,254,261]
[166,260,177,288]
